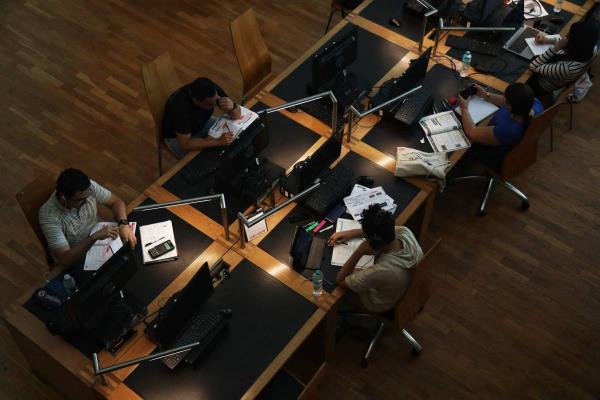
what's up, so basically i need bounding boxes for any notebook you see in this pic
[139,220,178,264]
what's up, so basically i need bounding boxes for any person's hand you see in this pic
[119,225,138,249]
[458,94,469,110]
[216,97,234,111]
[218,132,234,146]
[554,36,567,50]
[534,33,552,44]
[328,231,353,246]
[474,84,487,98]
[92,225,119,241]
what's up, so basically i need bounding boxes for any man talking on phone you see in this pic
[162,77,242,159]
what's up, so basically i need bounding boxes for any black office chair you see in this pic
[342,240,440,367]
[449,102,562,216]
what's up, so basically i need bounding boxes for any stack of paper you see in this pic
[419,111,470,153]
[331,218,375,268]
[208,105,259,139]
[343,185,396,221]
[139,220,178,264]
[84,222,137,271]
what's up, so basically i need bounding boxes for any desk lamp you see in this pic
[433,17,516,54]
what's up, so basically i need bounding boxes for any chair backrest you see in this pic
[141,52,181,146]
[230,8,272,96]
[393,239,440,329]
[16,173,56,269]
[500,102,562,180]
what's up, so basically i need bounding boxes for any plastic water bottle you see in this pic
[312,270,323,297]
[553,0,563,13]
[460,51,472,78]
[63,274,77,297]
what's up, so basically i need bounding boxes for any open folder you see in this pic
[139,220,178,264]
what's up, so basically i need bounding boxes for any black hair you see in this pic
[56,168,91,198]
[189,77,217,100]
[361,204,395,251]
[505,83,535,127]
[563,22,599,63]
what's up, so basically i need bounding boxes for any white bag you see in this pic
[571,72,593,103]
[395,147,452,188]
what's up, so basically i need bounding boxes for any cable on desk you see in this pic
[431,54,458,71]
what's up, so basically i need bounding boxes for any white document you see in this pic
[244,211,268,242]
[419,111,461,136]
[453,96,499,125]
[350,184,370,196]
[331,219,375,268]
[208,106,259,139]
[139,220,178,264]
[524,0,549,19]
[419,111,470,153]
[343,186,396,221]
[525,35,561,55]
[84,221,137,271]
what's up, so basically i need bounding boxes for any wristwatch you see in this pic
[232,102,238,110]
[117,219,129,226]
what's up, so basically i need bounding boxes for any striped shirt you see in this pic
[529,47,596,93]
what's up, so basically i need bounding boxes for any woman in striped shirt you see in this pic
[528,22,598,98]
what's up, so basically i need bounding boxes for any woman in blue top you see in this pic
[458,82,544,149]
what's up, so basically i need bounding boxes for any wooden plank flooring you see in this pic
[0,1,599,398]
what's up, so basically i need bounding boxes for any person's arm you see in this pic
[217,97,242,120]
[459,95,499,145]
[327,228,364,246]
[104,193,137,248]
[52,226,119,269]
[473,84,507,108]
[336,241,373,288]
[175,131,233,152]
[529,36,566,70]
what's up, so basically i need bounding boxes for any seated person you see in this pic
[458,83,543,168]
[329,204,423,313]
[162,77,242,158]
[528,22,598,98]
[39,168,137,269]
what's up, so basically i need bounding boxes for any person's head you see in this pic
[189,77,219,109]
[56,168,91,209]
[361,204,395,252]
[504,83,535,124]
[564,22,598,63]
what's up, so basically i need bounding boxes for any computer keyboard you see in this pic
[300,101,345,133]
[393,86,434,126]
[446,35,500,57]
[181,158,218,185]
[161,311,227,369]
[507,26,538,54]
[305,165,354,214]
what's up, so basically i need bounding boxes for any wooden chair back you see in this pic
[230,9,272,97]
[393,239,440,329]
[16,173,56,269]
[500,102,562,180]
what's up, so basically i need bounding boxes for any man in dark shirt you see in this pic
[162,77,242,158]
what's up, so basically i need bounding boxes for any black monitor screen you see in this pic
[393,47,432,97]
[311,28,358,89]
[217,118,268,183]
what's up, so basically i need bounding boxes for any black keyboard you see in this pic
[161,311,227,369]
[392,87,434,126]
[446,35,500,57]
[300,102,345,133]
[181,158,218,185]
[305,166,354,214]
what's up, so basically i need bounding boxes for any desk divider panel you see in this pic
[125,260,317,400]
[271,24,409,104]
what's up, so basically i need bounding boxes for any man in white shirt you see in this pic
[39,168,137,269]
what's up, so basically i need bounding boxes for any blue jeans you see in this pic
[164,116,218,159]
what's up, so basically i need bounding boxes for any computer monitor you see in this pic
[389,47,432,99]
[67,245,138,325]
[311,27,358,90]
[464,0,503,25]
[295,129,343,190]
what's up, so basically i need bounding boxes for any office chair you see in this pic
[16,172,56,270]
[450,102,562,216]
[343,240,440,368]
[325,0,361,33]
[141,52,181,176]
[230,9,273,105]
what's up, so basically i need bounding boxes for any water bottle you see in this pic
[553,0,563,13]
[312,270,323,297]
[460,51,472,78]
[63,274,77,297]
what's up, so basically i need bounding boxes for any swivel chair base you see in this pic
[449,175,530,216]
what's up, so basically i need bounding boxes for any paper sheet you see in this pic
[331,219,374,268]
[524,0,549,19]
[428,129,470,153]
[84,222,137,271]
[453,96,499,125]
[525,35,560,56]
[208,106,259,139]
[244,211,268,242]
[419,111,461,136]
[343,186,396,221]
[139,220,178,264]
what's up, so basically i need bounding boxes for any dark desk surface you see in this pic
[272,24,408,102]
[125,259,316,400]
[359,0,427,42]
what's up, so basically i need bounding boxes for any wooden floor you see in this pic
[1,1,599,398]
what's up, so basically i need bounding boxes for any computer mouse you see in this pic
[550,16,564,25]
[220,308,233,318]
[288,106,299,113]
